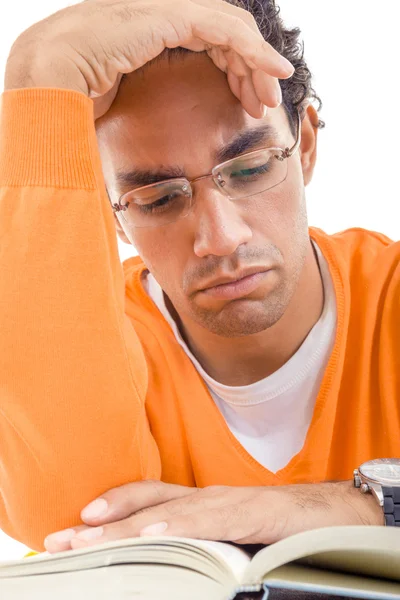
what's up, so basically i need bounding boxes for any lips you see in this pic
[200,267,272,291]
[199,268,272,301]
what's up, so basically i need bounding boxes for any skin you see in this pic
[43,480,383,552]
[95,52,323,386]
[44,52,384,555]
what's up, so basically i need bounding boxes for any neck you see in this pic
[167,240,324,386]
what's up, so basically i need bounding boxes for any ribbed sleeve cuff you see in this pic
[0,88,98,189]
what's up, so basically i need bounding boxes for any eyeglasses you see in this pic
[111,111,302,229]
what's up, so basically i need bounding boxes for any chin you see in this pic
[194,297,287,338]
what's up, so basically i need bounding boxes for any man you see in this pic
[0,0,399,554]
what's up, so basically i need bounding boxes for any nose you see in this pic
[192,186,253,258]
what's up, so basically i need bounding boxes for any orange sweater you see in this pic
[0,88,400,552]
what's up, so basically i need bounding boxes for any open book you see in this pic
[1,526,400,599]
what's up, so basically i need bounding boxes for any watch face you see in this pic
[359,458,400,484]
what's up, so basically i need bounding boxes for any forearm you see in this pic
[0,88,159,552]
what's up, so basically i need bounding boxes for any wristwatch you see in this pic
[354,458,400,526]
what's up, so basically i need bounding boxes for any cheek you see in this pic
[246,166,308,273]
[131,228,188,294]
[249,174,305,239]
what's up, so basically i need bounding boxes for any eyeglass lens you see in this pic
[119,148,288,228]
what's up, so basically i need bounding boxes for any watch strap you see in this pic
[382,487,400,526]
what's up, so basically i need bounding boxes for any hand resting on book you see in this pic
[43,479,384,554]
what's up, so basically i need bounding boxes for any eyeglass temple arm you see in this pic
[282,111,302,159]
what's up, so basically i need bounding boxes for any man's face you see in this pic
[96,53,311,337]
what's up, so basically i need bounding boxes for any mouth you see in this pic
[199,268,272,301]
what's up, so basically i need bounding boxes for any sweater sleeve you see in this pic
[0,88,161,551]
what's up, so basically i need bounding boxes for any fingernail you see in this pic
[140,522,168,537]
[263,105,268,118]
[81,498,108,521]
[75,526,104,542]
[278,56,294,76]
[44,528,75,548]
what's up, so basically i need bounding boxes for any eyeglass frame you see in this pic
[111,110,302,223]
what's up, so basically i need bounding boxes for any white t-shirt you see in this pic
[143,241,337,473]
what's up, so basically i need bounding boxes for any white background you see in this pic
[0,0,399,560]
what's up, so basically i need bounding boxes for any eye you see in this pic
[230,163,271,179]
[134,188,188,216]
[137,194,176,214]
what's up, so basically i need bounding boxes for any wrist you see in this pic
[4,40,87,95]
[338,480,385,526]
[277,480,385,541]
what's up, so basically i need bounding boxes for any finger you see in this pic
[189,5,294,79]
[70,508,173,550]
[252,68,282,109]
[71,486,249,549]
[44,523,94,554]
[69,488,222,549]
[206,46,228,73]
[45,490,238,553]
[93,72,124,120]
[236,72,264,120]
[223,51,266,117]
[226,69,241,102]
[209,49,264,118]
[223,49,248,78]
[194,0,263,38]
[80,480,198,525]
[140,505,258,543]
[68,508,250,550]
[45,482,199,553]
[70,495,219,549]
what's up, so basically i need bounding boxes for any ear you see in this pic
[299,104,320,186]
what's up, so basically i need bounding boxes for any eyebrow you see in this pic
[115,124,278,189]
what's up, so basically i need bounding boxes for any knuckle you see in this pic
[247,38,268,62]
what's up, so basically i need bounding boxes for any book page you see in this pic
[244,526,400,585]
[0,536,248,585]
[192,540,251,581]
[0,563,227,600]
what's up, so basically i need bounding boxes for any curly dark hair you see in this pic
[121,0,325,135]
[226,0,325,134]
